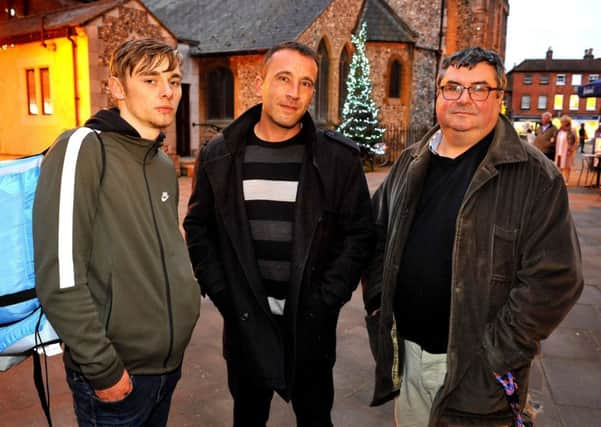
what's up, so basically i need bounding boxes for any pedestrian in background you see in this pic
[526,126,535,144]
[594,124,601,154]
[579,122,589,153]
[363,47,582,427]
[533,111,557,160]
[34,39,200,426]
[184,41,373,426]
[555,115,578,184]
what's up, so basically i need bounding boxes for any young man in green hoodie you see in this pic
[34,39,200,426]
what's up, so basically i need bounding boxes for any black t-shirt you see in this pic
[394,131,493,354]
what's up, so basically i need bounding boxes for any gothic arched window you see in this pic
[315,40,329,123]
[339,47,350,118]
[389,60,402,99]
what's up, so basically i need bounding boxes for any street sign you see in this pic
[578,80,601,97]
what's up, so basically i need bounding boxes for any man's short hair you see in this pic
[437,47,507,91]
[542,111,553,120]
[263,41,319,72]
[109,39,182,80]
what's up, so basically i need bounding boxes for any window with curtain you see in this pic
[26,69,38,115]
[553,94,564,110]
[537,95,547,110]
[569,94,579,110]
[40,67,52,115]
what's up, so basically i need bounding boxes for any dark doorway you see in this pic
[207,67,234,120]
[176,83,191,156]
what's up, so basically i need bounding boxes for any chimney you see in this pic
[584,48,594,60]
[545,47,553,67]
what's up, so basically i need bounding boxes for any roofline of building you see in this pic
[0,0,179,47]
[366,38,416,45]
[190,48,268,58]
[0,27,73,46]
[292,0,337,43]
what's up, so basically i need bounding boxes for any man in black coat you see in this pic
[184,41,373,427]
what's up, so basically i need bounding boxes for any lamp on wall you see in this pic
[43,41,57,52]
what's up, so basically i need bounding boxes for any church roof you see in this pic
[0,0,125,44]
[143,0,416,56]
[143,0,332,54]
[361,0,416,43]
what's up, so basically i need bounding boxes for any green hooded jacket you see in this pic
[34,109,200,390]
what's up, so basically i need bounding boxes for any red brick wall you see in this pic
[510,71,601,119]
[366,42,413,131]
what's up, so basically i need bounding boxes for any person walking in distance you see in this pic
[34,39,200,426]
[554,115,578,184]
[578,122,588,153]
[533,111,557,160]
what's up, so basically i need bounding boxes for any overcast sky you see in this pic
[505,0,601,70]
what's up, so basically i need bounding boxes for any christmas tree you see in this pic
[337,22,385,155]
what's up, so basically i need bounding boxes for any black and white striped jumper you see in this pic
[242,130,305,317]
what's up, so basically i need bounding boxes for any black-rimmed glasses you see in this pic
[439,83,503,101]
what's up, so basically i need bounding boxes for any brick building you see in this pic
[0,0,184,159]
[507,48,601,133]
[1,0,509,163]
[146,0,509,159]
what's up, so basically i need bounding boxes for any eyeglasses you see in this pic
[439,83,503,101]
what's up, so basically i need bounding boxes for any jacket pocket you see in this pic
[297,289,340,364]
[312,210,339,270]
[102,274,114,331]
[490,225,517,282]
[445,350,529,417]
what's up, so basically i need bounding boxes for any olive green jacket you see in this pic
[34,113,200,390]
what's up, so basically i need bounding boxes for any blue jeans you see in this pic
[66,366,181,427]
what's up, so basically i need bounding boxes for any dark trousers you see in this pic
[227,360,334,427]
[66,366,181,427]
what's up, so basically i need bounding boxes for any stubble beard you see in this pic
[269,110,303,130]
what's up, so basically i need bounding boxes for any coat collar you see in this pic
[410,114,527,167]
[205,105,324,323]
[403,115,528,210]
[221,103,321,167]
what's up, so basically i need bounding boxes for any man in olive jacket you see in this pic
[363,47,582,427]
[533,111,558,160]
[184,42,373,426]
[34,39,200,426]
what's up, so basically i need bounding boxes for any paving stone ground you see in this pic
[1,153,600,426]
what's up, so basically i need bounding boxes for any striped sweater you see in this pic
[242,130,304,316]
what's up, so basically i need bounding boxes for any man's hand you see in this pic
[94,369,133,402]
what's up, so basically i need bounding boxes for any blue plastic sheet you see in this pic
[0,155,44,352]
